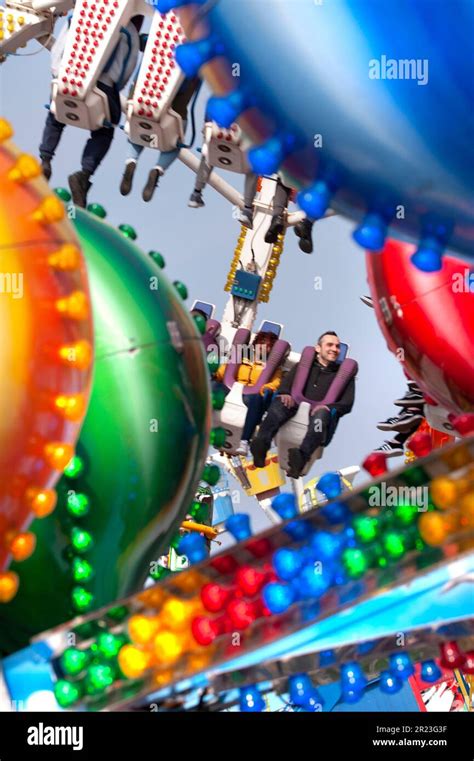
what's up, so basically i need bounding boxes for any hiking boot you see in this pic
[68,170,92,208]
[120,160,136,196]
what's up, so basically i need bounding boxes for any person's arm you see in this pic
[261,366,282,395]
[329,377,355,416]
[214,363,226,382]
[277,363,297,395]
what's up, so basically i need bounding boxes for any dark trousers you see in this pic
[212,382,273,442]
[39,83,121,174]
[255,397,339,460]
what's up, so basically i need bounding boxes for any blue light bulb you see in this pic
[340,662,367,693]
[284,519,314,542]
[177,533,207,564]
[271,493,297,520]
[342,687,364,704]
[262,582,295,614]
[388,653,415,680]
[320,501,351,525]
[310,530,344,562]
[296,561,332,600]
[226,513,252,541]
[272,548,303,581]
[317,472,343,499]
[297,180,332,220]
[352,212,388,251]
[319,650,335,667]
[239,685,266,712]
[379,670,403,695]
[420,660,442,683]
[289,673,313,705]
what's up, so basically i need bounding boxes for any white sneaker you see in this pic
[235,440,249,456]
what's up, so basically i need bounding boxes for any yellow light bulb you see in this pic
[153,631,183,665]
[0,118,13,142]
[58,339,93,370]
[9,532,36,562]
[430,477,459,510]
[128,614,160,646]
[118,645,150,679]
[460,493,474,527]
[26,488,57,517]
[8,154,41,182]
[54,393,86,422]
[44,442,75,471]
[18,15,24,25]
[32,195,65,224]
[160,599,194,631]
[48,244,82,271]
[56,291,89,320]
[0,571,19,603]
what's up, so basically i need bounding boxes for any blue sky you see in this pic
[1,31,407,537]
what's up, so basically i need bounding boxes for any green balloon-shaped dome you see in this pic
[0,208,210,654]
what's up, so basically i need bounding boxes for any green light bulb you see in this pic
[150,565,170,581]
[202,464,220,486]
[54,187,71,202]
[383,531,406,559]
[148,250,165,269]
[210,427,227,448]
[96,633,124,659]
[71,527,94,553]
[342,548,368,579]
[395,502,418,525]
[87,203,107,218]
[353,515,379,543]
[54,679,81,708]
[85,664,115,695]
[71,557,94,583]
[71,586,94,612]
[64,455,85,479]
[60,647,89,676]
[193,313,207,335]
[66,492,90,517]
[173,280,188,300]
[403,466,427,487]
[212,388,227,411]
[118,223,137,240]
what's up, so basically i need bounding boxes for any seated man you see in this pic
[250,331,356,477]
[213,331,282,455]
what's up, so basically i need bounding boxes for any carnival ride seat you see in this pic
[275,345,358,478]
[217,327,290,455]
[203,121,250,174]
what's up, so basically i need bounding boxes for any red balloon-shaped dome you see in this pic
[366,239,474,414]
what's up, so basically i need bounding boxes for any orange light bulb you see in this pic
[48,244,82,271]
[9,532,36,562]
[32,195,65,224]
[58,340,93,370]
[8,154,41,182]
[44,442,75,471]
[26,488,57,517]
[430,477,459,510]
[54,393,87,422]
[56,291,89,321]
[0,119,12,143]
[0,571,19,603]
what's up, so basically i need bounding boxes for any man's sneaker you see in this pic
[360,295,374,308]
[188,190,205,208]
[142,166,163,202]
[250,437,270,468]
[235,440,249,457]
[41,157,52,181]
[407,379,422,392]
[120,160,136,196]
[394,390,425,407]
[287,448,307,479]
[377,411,423,432]
[264,214,285,244]
[373,441,404,458]
[294,218,314,254]
[68,170,91,208]
[239,206,253,229]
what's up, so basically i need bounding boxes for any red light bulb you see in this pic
[235,566,267,597]
[439,640,466,669]
[449,413,474,436]
[226,598,259,630]
[246,537,272,558]
[210,555,238,574]
[362,452,387,476]
[407,431,432,457]
[200,582,233,612]
[462,651,474,674]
